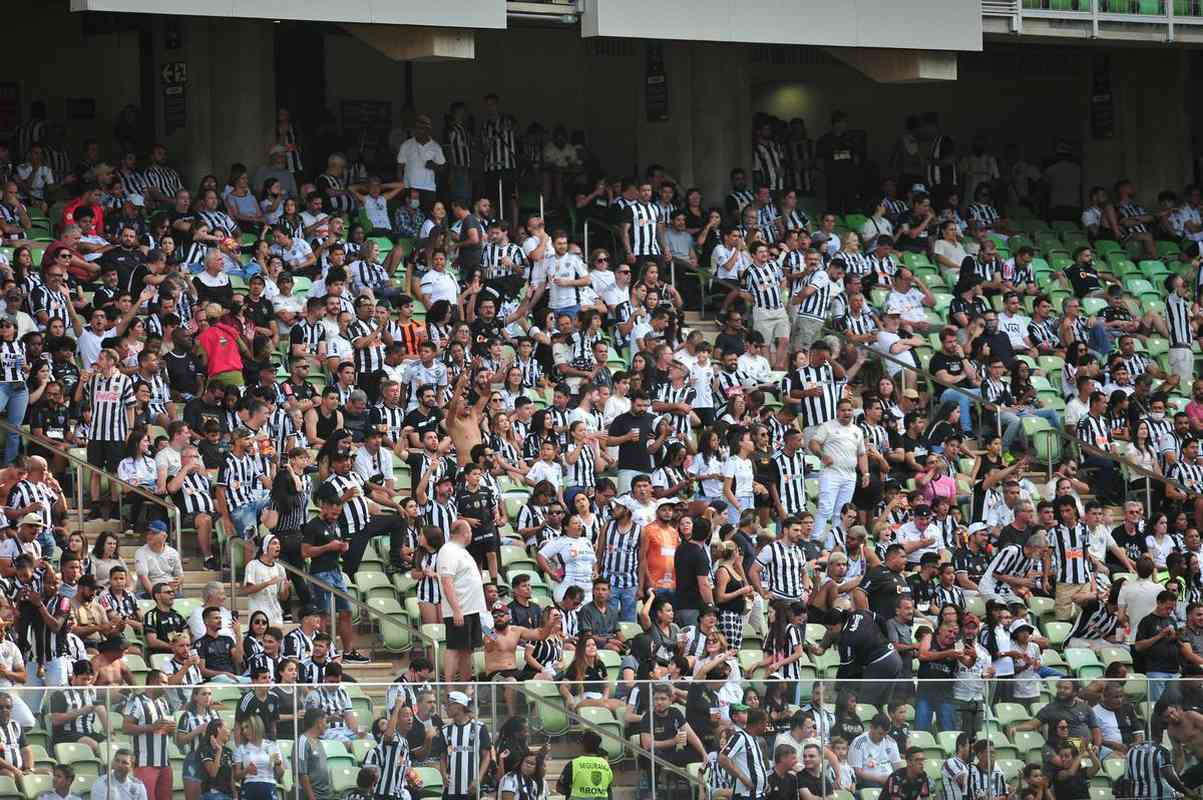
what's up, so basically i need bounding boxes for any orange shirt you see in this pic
[643,521,680,590]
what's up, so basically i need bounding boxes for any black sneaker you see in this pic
[343,650,371,663]
[203,557,220,572]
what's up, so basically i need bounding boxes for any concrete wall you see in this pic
[73,0,506,29]
[581,0,982,51]
[3,2,140,161]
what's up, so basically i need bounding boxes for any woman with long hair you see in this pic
[523,607,565,681]
[178,691,224,800]
[557,634,633,717]
[117,427,164,528]
[63,531,90,577]
[490,412,526,479]
[638,594,681,661]
[498,747,548,800]
[761,601,807,704]
[651,440,692,503]
[1120,419,1161,504]
[922,400,960,452]
[713,541,752,648]
[233,715,285,800]
[224,171,264,231]
[242,610,270,660]
[690,428,727,506]
[314,429,352,481]
[244,536,288,627]
[722,428,758,525]
[570,491,601,546]
[876,376,904,434]
[1146,512,1174,569]
[412,526,444,626]
[523,409,557,464]
[90,531,126,590]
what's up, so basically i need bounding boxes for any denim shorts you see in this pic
[230,495,271,540]
[311,569,351,613]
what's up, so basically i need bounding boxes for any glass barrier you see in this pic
[4,672,1187,800]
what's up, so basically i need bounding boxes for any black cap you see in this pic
[302,605,324,618]
[315,483,342,505]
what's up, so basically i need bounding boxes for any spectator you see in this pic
[132,521,182,598]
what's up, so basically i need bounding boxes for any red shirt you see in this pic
[196,322,244,377]
[62,198,103,234]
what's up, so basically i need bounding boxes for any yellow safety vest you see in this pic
[568,754,613,799]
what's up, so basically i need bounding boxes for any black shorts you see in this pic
[180,511,212,528]
[53,731,105,745]
[468,534,499,565]
[87,440,124,472]
[444,612,483,650]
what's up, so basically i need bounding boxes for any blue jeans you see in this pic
[0,382,27,464]
[612,585,638,623]
[942,386,981,434]
[1149,671,1176,703]
[229,495,271,539]
[1087,318,1113,359]
[312,568,352,612]
[915,693,957,732]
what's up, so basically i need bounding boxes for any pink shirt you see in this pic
[1187,400,1203,431]
[920,474,958,505]
[196,322,243,377]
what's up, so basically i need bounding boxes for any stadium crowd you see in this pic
[0,98,1198,800]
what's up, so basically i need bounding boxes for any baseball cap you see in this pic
[1010,619,1035,636]
[912,504,931,517]
[491,600,509,614]
[447,691,471,708]
[302,605,324,618]
[967,522,990,536]
[147,519,169,534]
[729,703,749,713]
[902,388,920,400]
[16,513,41,527]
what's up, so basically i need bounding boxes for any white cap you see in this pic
[447,691,471,708]
[885,301,907,316]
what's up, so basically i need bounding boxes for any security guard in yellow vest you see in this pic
[557,732,613,799]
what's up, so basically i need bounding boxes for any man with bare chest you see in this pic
[482,601,543,714]
[1163,703,1203,791]
[446,369,492,465]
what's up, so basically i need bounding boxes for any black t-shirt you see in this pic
[278,379,317,409]
[403,408,443,439]
[862,567,910,618]
[199,744,234,795]
[100,246,143,289]
[608,410,656,471]
[235,689,282,739]
[894,434,929,480]
[50,360,80,399]
[1066,265,1102,298]
[996,524,1030,551]
[1109,524,1145,569]
[838,609,893,674]
[766,769,801,800]
[928,352,966,399]
[198,440,225,469]
[713,333,745,358]
[405,713,444,755]
[470,318,505,354]
[302,517,343,574]
[685,684,721,748]
[650,707,692,765]
[246,296,275,329]
[183,396,223,432]
[508,599,541,630]
[796,770,826,800]
[32,402,71,443]
[456,486,497,542]
[194,633,238,674]
[672,541,710,611]
[954,547,991,583]
[1135,612,1180,674]
[459,214,484,270]
[165,351,203,398]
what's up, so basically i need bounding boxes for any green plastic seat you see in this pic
[1095,240,1122,256]
[993,703,1032,727]
[1099,646,1132,666]
[1013,730,1047,760]
[525,680,570,736]
[368,597,413,652]
[1065,647,1104,678]
[354,570,394,602]
[1043,622,1072,647]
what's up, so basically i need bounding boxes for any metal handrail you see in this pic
[0,419,183,552]
[827,322,1190,505]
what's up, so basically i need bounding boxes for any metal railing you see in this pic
[986,0,1203,41]
[0,419,183,552]
[826,323,1189,511]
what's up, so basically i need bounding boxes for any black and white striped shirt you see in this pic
[655,382,696,437]
[1167,293,1195,348]
[742,260,784,311]
[350,259,390,293]
[324,471,370,537]
[446,122,471,168]
[624,201,662,257]
[86,372,136,443]
[981,544,1038,590]
[1076,413,1112,453]
[176,708,220,754]
[1170,460,1203,494]
[754,142,786,191]
[564,443,596,490]
[282,626,314,662]
[481,242,525,282]
[754,541,806,600]
[416,550,441,604]
[1067,598,1121,642]
[173,470,214,516]
[306,686,353,729]
[53,687,99,737]
[29,285,68,330]
[440,719,492,796]
[1027,317,1060,350]
[794,364,842,430]
[127,693,173,768]
[145,165,184,198]
[796,269,833,321]
[292,319,326,359]
[0,718,23,770]
[118,168,151,198]
[422,499,457,538]
[780,208,810,232]
[727,190,754,216]
[8,479,56,532]
[1118,201,1150,237]
[1123,742,1177,800]
[772,448,808,516]
[197,209,236,236]
[721,726,769,798]
[967,203,1000,228]
[348,318,385,374]
[869,254,898,287]
[366,731,411,798]
[217,452,263,509]
[966,765,1008,800]
[481,117,518,172]
[600,519,640,590]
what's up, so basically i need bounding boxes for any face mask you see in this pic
[409,199,420,209]
[1150,411,1165,421]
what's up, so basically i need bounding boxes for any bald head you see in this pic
[26,457,46,476]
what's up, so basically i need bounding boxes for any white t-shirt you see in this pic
[522,234,552,287]
[546,253,588,310]
[1014,640,1042,699]
[689,362,715,409]
[364,195,390,230]
[155,445,183,479]
[848,732,900,783]
[810,419,866,479]
[885,288,927,324]
[688,454,725,499]
[436,540,486,617]
[998,312,1031,350]
[874,330,916,376]
[526,459,562,492]
[271,237,313,269]
[538,536,597,602]
[419,269,459,306]
[16,164,53,200]
[896,521,939,566]
[233,740,281,785]
[396,138,446,192]
[354,445,394,483]
[0,639,20,688]
[711,244,749,281]
[723,456,754,497]
[244,559,286,625]
[992,625,1015,676]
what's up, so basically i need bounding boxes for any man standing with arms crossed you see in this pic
[809,398,869,545]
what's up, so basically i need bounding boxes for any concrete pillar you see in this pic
[1082,49,1191,201]
[689,42,752,204]
[150,17,274,185]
